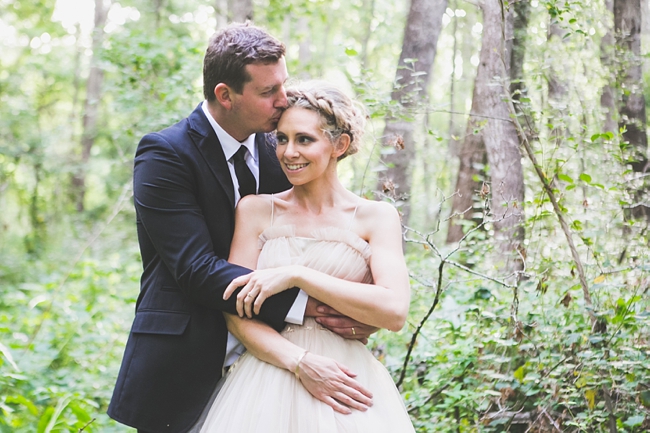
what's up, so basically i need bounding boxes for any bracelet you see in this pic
[294,350,309,380]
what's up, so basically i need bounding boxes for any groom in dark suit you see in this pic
[108,23,376,433]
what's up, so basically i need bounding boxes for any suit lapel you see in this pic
[187,104,236,210]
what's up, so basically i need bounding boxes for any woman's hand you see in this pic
[296,352,373,414]
[223,266,301,318]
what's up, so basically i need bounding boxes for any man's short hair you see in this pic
[203,22,286,101]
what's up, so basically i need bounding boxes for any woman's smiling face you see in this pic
[275,107,343,185]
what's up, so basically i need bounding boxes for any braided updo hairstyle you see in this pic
[285,81,366,160]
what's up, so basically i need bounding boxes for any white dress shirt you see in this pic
[201,101,308,366]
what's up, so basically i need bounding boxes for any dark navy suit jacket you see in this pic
[108,104,295,432]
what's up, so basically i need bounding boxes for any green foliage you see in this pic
[392,225,649,432]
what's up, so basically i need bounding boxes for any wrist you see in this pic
[293,349,309,380]
[289,265,304,288]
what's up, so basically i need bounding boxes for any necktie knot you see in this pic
[233,146,256,198]
[233,146,248,163]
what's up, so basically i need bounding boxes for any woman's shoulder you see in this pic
[355,198,399,221]
[234,195,275,233]
[353,198,401,240]
[236,194,273,213]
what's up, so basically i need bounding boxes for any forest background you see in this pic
[1,0,649,431]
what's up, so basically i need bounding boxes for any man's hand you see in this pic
[296,352,373,414]
[308,302,380,344]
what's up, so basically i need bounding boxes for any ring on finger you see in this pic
[351,327,356,335]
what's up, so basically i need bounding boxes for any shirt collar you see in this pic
[201,100,258,162]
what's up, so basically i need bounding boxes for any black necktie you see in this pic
[233,146,256,198]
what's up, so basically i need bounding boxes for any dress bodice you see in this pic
[257,225,373,284]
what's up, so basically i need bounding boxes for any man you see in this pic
[108,23,375,433]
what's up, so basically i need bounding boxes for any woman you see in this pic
[200,81,414,432]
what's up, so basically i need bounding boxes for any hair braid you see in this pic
[285,81,366,160]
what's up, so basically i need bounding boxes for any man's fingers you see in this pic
[315,304,341,316]
[315,315,353,328]
[316,319,379,342]
[319,324,367,340]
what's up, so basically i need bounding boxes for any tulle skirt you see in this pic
[199,318,415,433]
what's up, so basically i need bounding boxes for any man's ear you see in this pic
[214,83,233,110]
[333,133,351,159]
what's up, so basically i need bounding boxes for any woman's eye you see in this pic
[276,135,288,144]
[298,136,313,144]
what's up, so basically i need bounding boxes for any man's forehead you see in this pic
[244,59,287,87]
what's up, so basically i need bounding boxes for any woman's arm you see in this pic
[226,201,410,332]
[224,313,372,414]
[226,196,373,414]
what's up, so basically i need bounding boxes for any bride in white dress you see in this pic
[200,81,415,432]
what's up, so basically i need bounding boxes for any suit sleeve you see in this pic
[133,132,298,331]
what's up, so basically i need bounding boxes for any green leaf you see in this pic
[571,220,583,231]
[0,341,19,371]
[344,48,358,56]
[37,407,54,433]
[558,173,573,183]
[5,395,38,415]
[623,415,645,427]
[579,173,592,183]
[514,365,526,382]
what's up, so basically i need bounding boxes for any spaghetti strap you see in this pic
[347,205,359,230]
[270,194,275,227]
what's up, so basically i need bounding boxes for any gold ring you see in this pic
[351,327,356,335]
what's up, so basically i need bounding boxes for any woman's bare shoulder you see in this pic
[236,194,273,214]
[353,199,401,239]
[356,198,400,221]
[234,194,274,233]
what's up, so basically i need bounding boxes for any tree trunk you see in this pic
[229,0,253,22]
[447,0,459,156]
[297,16,311,78]
[547,21,568,105]
[376,0,448,226]
[456,0,524,267]
[547,9,569,143]
[614,0,649,221]
[72,0,109,212]
[359,0,376,71]
[600,0,617,135]
[510,0,530,105]
[446,121,487,243]
[447,1,528,248]
[214,0,228,29]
